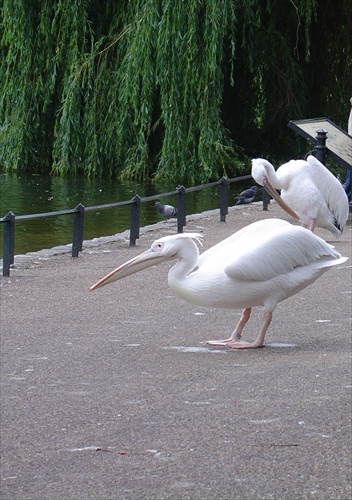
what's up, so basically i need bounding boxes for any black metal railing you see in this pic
[1,174,269,277]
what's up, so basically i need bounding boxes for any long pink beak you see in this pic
[89,248,166,291]
[263,177,300,220]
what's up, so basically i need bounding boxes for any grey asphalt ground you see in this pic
[1,202,351,500]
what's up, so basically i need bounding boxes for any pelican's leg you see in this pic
[302,219,316,232]
[308,220,316,232]
[206,308,252,346]
[226,312,272,349]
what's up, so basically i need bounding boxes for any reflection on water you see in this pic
[0,172,253,255]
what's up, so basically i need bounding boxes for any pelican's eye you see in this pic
[151,242,164,252]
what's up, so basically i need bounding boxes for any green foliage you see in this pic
[0,0,351,182]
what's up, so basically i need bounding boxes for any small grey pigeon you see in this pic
[235,186,257,205]
[155,201,178,220]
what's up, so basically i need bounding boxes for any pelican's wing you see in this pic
[215,222,341,282]
[198,219,301,279]
[198,219,286,269]
[306,155,349,231]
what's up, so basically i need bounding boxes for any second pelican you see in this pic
[251,155,349,238]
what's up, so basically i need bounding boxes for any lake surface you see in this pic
[0,172,254,255]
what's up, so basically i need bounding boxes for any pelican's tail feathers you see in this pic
[307,155,349,233]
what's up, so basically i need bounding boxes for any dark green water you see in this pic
[0,172,253,255]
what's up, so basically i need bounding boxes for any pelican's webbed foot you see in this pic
[206,310,271,350]
[206,338,237,347]
[224,340,265,349]
[206,338,265,349]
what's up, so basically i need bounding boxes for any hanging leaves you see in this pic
[0,0,350,182]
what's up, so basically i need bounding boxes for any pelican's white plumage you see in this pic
[251,155,349,238]
[90,219,347,349]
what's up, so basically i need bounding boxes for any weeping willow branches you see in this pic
[0,0,350,182]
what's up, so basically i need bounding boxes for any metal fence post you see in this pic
[176,186,186,233]
[72,204,85,257]
[2,211,15,277]
[218,176,228,222]
[130,195,141,246]
[315,128,328,164]
[262,188,271,210]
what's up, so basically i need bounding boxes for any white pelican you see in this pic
[90,219,347,349]
[251,155,349,238]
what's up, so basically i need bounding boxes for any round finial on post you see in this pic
[315,128,328,164]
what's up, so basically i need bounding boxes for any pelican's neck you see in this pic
[262,160,282,189]
[167,239,199,285]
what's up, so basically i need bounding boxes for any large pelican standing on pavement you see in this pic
[90,219,347,349]
[251,155,349,238]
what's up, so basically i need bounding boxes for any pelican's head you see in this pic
[251,158,274,186]
[89,233,203,291]
[251,158,300,221]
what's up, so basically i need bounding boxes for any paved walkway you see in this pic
[1,202,351,500]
